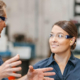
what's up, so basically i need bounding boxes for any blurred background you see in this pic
[0,0,80,78]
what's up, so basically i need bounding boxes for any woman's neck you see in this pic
[54,50,71,65]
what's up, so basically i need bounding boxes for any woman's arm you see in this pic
[17,65,55,80]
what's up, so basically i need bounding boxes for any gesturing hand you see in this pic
[0,54,22,79]
[27,65,55,80]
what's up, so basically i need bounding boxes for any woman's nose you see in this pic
[49,36,58,44]
[52,36,58,42]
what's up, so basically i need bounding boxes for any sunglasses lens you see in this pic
[0,16,5,21]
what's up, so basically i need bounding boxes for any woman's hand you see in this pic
[0,54,22,79]
[26,65,55,80]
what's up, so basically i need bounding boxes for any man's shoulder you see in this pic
[0,56,3,65]
[2,78,8,80]
[33,58,49,69]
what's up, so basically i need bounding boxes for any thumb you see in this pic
[29,65,34,72]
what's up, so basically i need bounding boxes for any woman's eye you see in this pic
[50,34,52,37]
[58,34,63,38]
[50,34,54,37]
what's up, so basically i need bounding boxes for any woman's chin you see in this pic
[51,50,58,53]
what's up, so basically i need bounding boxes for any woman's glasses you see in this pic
[50,33,73,39]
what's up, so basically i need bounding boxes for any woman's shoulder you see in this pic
[33,58,49,69]
[74,56,80,66]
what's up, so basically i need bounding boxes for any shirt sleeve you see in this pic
[33,58,48,69]
[2,78,8,80]
[0,56,9,80]
[33,60,42,69]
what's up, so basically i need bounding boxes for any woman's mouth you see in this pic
[51,44,59,48]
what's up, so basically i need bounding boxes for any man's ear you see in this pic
[70,37,76,46]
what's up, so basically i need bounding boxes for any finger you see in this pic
[38,67,53,72]
[7,67,22,72]
[29,65,34,72]
[43,72,55,76]
[8,73,21,77]
[5,54,20,63]
[10,60,21,67]
[44,77,54,80]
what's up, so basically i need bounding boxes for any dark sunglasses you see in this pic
[0,16,6,21]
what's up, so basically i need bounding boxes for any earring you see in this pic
[71,41,73,43]
[70,41,73,46]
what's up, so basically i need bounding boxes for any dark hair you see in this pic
[53,21,78,50]
[0,0,6,17]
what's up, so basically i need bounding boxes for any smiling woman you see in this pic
[49,21,77,54]
[33,21,80,80]
[53,21,77,50]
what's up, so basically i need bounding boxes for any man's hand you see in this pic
[26,65,55,80]
[0,54,22,79]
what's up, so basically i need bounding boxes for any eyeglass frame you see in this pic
[49,33,73,39]
[0,16,6,21]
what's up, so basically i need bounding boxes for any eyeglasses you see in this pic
[49,33,73,39]
[0,16,6,21]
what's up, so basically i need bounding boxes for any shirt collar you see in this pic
[68,52,78,66]
[46,53,78,66]
[46,53,55,66]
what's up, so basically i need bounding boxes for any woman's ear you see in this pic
[70,37,76,46]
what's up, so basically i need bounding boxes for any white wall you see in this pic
[3,0,74,57]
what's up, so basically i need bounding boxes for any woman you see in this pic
[33,21,80,80]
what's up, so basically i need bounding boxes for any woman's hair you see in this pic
[53,21,78,50]
[0,0,6,17]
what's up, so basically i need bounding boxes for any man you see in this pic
[0,1,22,79]
[0,0,55,80]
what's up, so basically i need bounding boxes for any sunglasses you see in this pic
[0,16,6,21]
